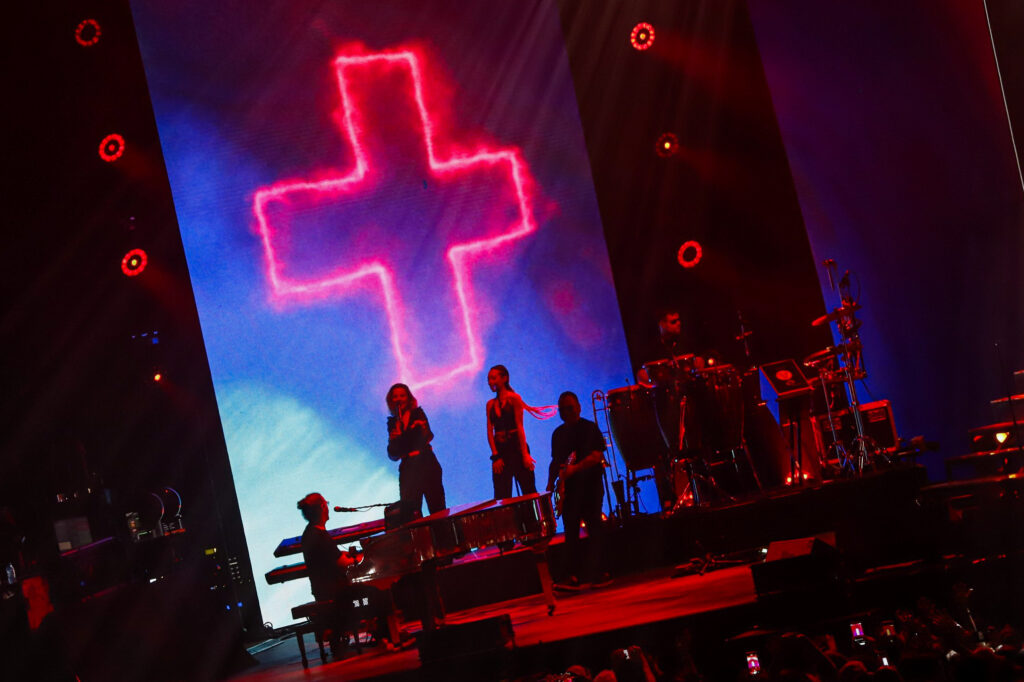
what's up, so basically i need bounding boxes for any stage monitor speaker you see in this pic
[418,614,514,667]
[751,534,843,599]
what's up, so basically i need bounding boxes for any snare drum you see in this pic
[606,385,667,470]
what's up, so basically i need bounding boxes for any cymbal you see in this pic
[811,302,861,327]
[811,368,867,384]
[803,341,861,366]
[803,346,842,366]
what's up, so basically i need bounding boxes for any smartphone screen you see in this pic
[881,621,896,638]
[850,622,866,643]
[746,651,761,676]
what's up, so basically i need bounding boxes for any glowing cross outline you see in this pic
[252,49,537,391]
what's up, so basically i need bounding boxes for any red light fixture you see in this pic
[121,248,148,276]
[75,19,102,47]
[677,240,702,269]
[99,133,125,162]
[630,22,655,51]
[656,132,679,157]
[153,373,163,382]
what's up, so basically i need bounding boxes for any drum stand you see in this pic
[670,398,735,508]
[811,265,883,475]
[817,369,853,475]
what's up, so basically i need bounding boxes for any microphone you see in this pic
[823,259,836,290]
[333,506,358,512]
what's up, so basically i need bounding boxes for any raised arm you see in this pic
[387,407,433,460]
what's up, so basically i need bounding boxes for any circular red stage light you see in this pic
[121,248,148,277]
[99,133,125,162]
[677,240,702,269]
[630,23,655,51]
[656,132,679,157]
[75,19,102,47]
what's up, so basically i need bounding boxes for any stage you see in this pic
[230,464,1024,681]
[236,564,758,681]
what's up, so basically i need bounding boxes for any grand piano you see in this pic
[266,492,558,629]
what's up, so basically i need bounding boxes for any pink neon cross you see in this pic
[252,49,537,391]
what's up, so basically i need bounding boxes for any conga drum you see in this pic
[606,385,667,471]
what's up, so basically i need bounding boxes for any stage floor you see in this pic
[233,563,758,681]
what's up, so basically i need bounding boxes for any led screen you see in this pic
[130,0,635,626]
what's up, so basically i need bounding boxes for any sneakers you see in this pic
[553,575,583,592]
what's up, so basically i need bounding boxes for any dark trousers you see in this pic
[322,583,393,649]
[492,445,537,499]
[399,452,446,522]
[562,475,605,581]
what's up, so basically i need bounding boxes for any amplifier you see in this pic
[813,399,898,452]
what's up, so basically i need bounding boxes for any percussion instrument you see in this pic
[606,385,667,470]
[641,354,697,388]
[694,364,745,455]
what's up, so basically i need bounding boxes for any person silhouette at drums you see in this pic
[636,308,706,508]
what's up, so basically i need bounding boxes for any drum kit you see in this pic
[605,354,756,512]
[599,261,886,515]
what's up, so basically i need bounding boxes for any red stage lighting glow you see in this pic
[630,23,655,51]
[656,132,679,157]
[252,49,540,392]
[677,240,702,268]
[121,248,148,276]
[75,19,101,47]
[99,134,125,162]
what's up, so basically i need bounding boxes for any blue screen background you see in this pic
[130,0,642,627]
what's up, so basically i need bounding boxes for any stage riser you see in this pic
[392,467,934,620]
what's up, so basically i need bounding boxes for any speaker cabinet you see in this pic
[418,614,514,667]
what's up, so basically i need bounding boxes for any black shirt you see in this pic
[549,417,606,488]
[387,406,434,462]
[301,524,344,601]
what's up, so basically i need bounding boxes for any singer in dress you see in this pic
[386,383,446,524]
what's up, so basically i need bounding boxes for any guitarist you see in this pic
[546,391,611,590]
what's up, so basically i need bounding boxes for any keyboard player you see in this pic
[296,493,391,653]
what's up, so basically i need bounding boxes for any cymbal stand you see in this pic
[816,365,853,475]
[834,274,879,472]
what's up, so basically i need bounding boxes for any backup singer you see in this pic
[546,391,610,589]
[486,365,547,499]
[387,383,446,523]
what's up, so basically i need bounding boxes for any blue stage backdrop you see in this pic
[130,0,636,626]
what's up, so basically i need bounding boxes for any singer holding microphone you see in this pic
[386,383,446,524]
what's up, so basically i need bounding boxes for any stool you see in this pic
[291,601,332,669]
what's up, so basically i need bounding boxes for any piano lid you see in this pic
[273,517,387,558]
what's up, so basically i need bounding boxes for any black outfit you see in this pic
[550,417,607,582]
[387,406,446,523]
[301,524,347,602]
[301,523,390,648]
[489,398,537,499]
